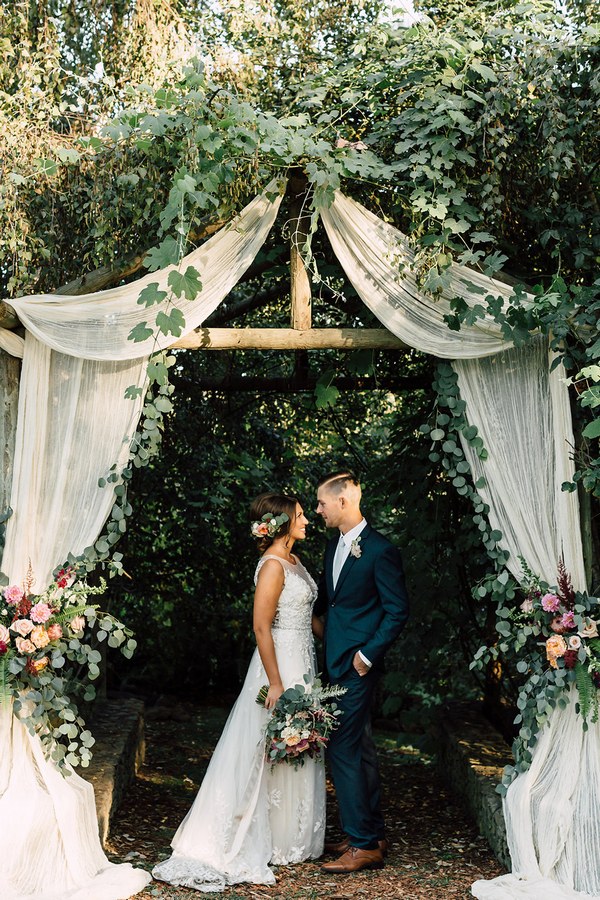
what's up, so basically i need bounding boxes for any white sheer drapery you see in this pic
[6,179,284,360]
[454,339,586,591]
[320,190,524,359]
[0,180,284,900]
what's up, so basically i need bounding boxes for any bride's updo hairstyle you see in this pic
[250,492,298,554]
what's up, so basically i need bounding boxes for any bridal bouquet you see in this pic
[472,559,600,786]
[0,565,136,770]
[256,676,346,768]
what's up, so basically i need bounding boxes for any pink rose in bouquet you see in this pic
[0,624,10,644]
[15,637,36,654]
[31,626,50,649]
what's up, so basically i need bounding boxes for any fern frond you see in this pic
[576,662,595,722]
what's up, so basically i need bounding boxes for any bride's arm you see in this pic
[253,559,285,710]
[311,614,324,640]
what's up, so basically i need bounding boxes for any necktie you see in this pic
[332,534,346,588]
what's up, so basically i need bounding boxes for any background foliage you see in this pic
[1,0,598,734]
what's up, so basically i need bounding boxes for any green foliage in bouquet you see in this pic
[256,675,346,768]
[0,567,136,771]
[471,559,600,794]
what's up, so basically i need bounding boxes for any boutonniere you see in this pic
[350,537,362,558]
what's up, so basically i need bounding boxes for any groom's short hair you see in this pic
[318,471,361,496]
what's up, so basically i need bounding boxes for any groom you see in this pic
[315,471,409,874]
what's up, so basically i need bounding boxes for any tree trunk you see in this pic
[0,349,20,565]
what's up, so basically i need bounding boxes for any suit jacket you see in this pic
[315,524,409,682]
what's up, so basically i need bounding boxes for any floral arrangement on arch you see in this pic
[256,676,346,768]
[472,559,600,791]
[0,565,136,771]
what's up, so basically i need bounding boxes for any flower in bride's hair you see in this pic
[4,585,24,606]
[11,618,34,637]
[15,637,35,654]
[250,512,289,540]
[546,634,567,668]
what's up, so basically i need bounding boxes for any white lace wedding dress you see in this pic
[152,554,326,892]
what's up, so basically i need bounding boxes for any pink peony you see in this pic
[30,602,52,624]
[15,637,35,654]
[70,615,86,634]
[4,585,24,606]
[47,623,63,641]
[542,593,561,613]
[11,618,34,637]
[31,626,50,649]
[0,624,10,644]
[561,611,576,630]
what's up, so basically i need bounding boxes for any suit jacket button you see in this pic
[331,602,336,607]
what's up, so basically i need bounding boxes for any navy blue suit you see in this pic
[317,523,409,849]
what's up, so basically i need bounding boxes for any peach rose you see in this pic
[568,635,582,651]
[546,634,568,668]
[0,624,10,644]
[11,618,34,637]
[31,625,50,649]
[47,623,63,641]
[15,637,35,654]
[70,615,85,634]
[285,735,301,746]
[33,656,49,673]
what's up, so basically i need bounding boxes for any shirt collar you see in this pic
[339,518,367,547]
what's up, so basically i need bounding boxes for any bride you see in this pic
[152,491,326,892]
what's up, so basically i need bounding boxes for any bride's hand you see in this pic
[264,682,284,710]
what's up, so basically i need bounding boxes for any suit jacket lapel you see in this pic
[333,524,372,598]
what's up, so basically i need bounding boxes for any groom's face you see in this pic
[316,486,343,529]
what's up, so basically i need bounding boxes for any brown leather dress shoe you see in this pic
[321,846,384,873]
[325,837,389,857]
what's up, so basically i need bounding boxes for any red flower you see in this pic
[563,650,578,669]
[0,641,7,655]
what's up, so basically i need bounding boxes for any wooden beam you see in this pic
[171,327,407,351]
[288,174,312,330]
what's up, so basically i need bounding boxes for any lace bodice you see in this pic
[254,555,317,633]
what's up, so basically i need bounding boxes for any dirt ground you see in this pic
[106,703,504,899]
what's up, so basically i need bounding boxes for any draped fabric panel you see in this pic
[1,335,148,587]
[454,339,586,590]
[7,179,284,361]
[319,191,522,359]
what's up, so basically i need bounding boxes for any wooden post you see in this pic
[288,173,312,331]
[0,348,20,522]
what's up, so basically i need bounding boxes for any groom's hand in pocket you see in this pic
[353,651,370,677]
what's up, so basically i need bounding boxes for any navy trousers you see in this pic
[327,669,383,849]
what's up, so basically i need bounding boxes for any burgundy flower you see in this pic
[563,650,578,669]
[593,672,600,689]
[0,641,7,655]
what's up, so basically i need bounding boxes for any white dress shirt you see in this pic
[332,518,372,668]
